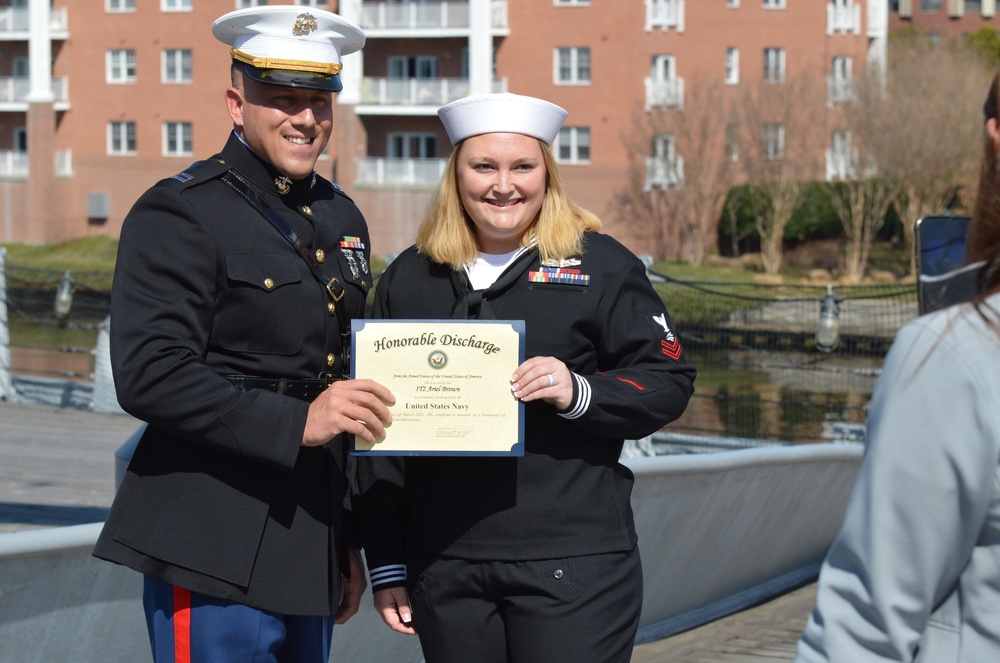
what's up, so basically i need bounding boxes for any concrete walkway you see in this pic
[0,401,816,662]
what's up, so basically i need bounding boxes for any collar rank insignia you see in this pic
[339,236,365,249]
[528,266,591,286]
[651,312,683,360]
[540,258,582,268]
[275,176,292,195]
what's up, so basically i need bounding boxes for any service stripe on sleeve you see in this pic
[559,373,590,420]
[369,564,408,587]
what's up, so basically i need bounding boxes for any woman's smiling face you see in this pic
[456,132,547,254]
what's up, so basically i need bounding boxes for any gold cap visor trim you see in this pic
[231,48,342,75]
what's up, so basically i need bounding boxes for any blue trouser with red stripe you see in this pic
[143,575,334,663]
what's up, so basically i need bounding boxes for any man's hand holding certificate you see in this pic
[350,320,525,456]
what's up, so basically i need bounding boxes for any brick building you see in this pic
[889,0,998,42]
[2,0,886,258]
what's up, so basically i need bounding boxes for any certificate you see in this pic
[350,319,525,456]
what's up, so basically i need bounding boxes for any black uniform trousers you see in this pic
[408,547,643,663]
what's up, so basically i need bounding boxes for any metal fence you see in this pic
[1,252,920,442]
[651,273,917,444]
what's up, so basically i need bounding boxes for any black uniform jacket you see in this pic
[93,133,371,615]
[356,233,697,589]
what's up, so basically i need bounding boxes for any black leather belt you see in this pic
[226,376,331,402]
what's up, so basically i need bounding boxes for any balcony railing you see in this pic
[827,1,861,35]
[0,77,70,106]
[358,1,507,31]
[646,0,684,32]
[0,7,69,34]
[867,0,887,37]
[355,157,448,187]
[0,151,29,179]
[645,156,684,191]
[360,77,505,107]
[645,78,684,111]
[0,150,72,179]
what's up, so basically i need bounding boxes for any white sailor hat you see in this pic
[438,93,568,145]
[212,5,365,92]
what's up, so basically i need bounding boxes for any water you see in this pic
[667,348,879,444]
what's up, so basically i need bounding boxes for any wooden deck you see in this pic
[0,401,815,662]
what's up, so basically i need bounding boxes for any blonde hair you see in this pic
[416,138,601,269]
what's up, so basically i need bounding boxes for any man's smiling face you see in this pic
[226,71,334,180]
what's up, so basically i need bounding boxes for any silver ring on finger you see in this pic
[546,373,555,388]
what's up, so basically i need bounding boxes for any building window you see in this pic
[388,133,437,159]
[646,133,683,190]
[237,0,268,7]
[646,54,682,109]
[555,47,591,85]
[726,47,740,85]
[107,49,137,84]
[727,0,739,6]
[163,49,193,83]
[920,0,941,10]
[763,47,785,84]
[827,130,854,180]
[763,0,785,7]
[763,124,784,160]
[648,0,683,30]
[13,57,28,78]
[163,122,193,156]
[295,0,327,6]
[726,124,739,162]
[830,55,852,104]
[161,0,192,11]
[108,121,137,155]
[388,56,438,79]
[13,127,27,152]
[556,127,591,163]
[966,0,982,12]
[555,0,590,4]
[107,0,136,11]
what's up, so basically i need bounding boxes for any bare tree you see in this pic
[616,115,681,260]
[822,66,901,282]
[825,178,898,282]
[881,39,991,273]
[734,74,826,274]
[616,80,737,264]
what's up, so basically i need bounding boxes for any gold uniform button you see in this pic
[327,301,336,315]
[326,353,336,367]
[315,249,326,263]
[300,205,313,216]
[264,278,275,290]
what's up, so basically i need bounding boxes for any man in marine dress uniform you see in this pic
[93,6,394,662]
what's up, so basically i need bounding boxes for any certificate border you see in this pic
[349,319,525,457]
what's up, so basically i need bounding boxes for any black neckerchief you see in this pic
[449,247,538,319]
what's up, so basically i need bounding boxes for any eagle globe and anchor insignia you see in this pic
[428,351,448,370]
[292,13,319,36]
